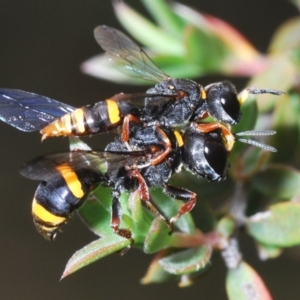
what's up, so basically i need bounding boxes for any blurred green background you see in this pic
[0,1,299,299]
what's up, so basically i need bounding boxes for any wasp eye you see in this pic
[204,140,229,179]
[206,90,241,124]
[220,90,241,122]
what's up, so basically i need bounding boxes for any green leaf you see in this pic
[113,1,184,55]
[61,235,130,279]
[159,245,212,275]
[184,25,228,72]
[78,189,112,237]
[226,261,272,300]
[247,202,300,247]
[127,190,153,240]
[251,164,300,200]
[140,0,185,36]
[144,218,171,254]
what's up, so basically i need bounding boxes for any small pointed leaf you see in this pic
[140,0,185,36]
[144,218,171,254]
[113,1,184,55]
[126,190,157,245]
[62,235,130,279]
[159,245,212,275]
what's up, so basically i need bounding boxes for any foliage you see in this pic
[63,1,300,299]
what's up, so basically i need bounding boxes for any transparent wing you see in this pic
[110,92,176,110]
[20,150,146,181]
[94,25,170,83]
[0,88,75,132]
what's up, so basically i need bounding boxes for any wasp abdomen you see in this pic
[31,164,104,240]
[40,99,124,140]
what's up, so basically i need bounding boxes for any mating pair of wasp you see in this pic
[0,26,283,241]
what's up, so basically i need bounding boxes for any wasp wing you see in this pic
[20,150,146,181]
[109,92,176,111]
[0,88,75,132]
[94,25,170,83]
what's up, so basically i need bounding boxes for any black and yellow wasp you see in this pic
[94,25,284,127]
[0,26,283,141]
[19,117,276,241]
[0,88,142,140]
[0,88,277,241]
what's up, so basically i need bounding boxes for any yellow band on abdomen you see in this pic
[56,164,84,198]
[32,198,66,225]
[72,108,86,133]
[106,99,121,124]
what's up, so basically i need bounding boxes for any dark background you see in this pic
[0,1,299,299]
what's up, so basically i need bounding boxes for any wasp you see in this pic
[20,150,146,240]
[0,25,284,140]
[20,117,276,241]
[94,25,284,127]
[0,87,194,142]
[0,88,144,140]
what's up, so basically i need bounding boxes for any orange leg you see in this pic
[193,122,235,151]
[121,114,142,143]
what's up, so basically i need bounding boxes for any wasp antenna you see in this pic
[246,88,285,96]
[235,130,276,137]
[237,138,277,152]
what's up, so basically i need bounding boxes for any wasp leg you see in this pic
[194,122,235,151]
[194,122,226,133]
[128,169,170,225]
[147,126,172,166]
[164,183,197,232]
[121,114,142,143]
[111,188,134,244]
